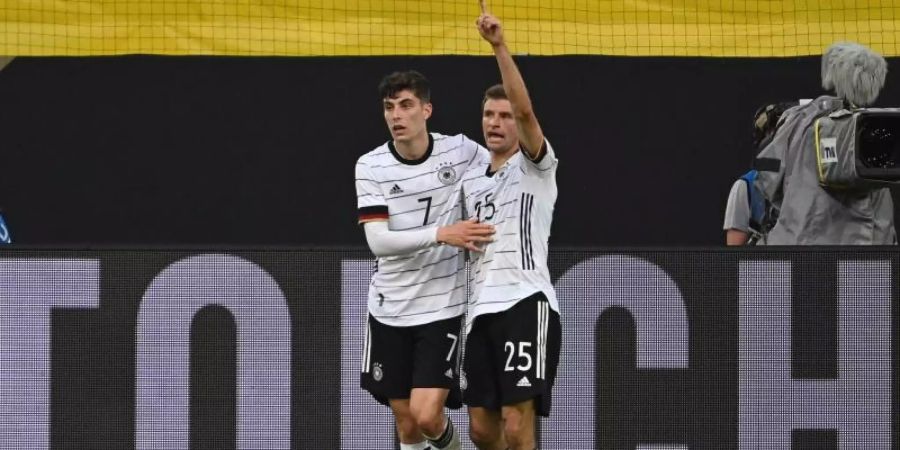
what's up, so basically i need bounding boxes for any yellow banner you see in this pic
[1,0,899,56]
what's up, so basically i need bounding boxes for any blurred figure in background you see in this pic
[754,41,897,245]
[0,209,11,244]
[723,101,801,245]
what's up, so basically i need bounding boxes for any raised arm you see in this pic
[477,10,545,159]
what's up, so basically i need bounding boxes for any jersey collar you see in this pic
[388,133,434,166]
[486,150,522,178]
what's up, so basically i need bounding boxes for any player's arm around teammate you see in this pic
[363,217,494,256]
[358,85,494,256]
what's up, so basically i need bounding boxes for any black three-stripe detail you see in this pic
[520,193,535,270]
[519,195,526,268]
[525,193,534,269]
[527,194,535,269]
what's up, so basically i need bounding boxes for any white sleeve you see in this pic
[522,138,558,176]
[723,180,751,231]
[364,221,440,257]
[355,160,388,223]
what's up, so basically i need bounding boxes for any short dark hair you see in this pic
[378,70,431,103]
[482,84,507,109]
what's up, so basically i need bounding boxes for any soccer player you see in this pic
[459,10,562,450]
[355,70,493,450]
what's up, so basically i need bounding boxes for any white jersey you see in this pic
[462,139,559,330]
[355,132,489,327]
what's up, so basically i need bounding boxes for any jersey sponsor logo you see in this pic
[436,161,458,185]
[389,184,404,195]
[373,362,384,381]
[516,375,532,387]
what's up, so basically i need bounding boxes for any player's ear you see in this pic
[422,102,433,119]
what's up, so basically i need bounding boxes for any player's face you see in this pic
[482,98,518,154]
[383,90,432,143]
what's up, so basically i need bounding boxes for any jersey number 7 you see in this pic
[418,197,432,225]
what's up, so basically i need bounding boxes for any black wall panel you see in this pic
[1,56,898,245]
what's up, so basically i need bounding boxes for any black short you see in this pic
[361,314,464,408]
[461,292,561,417]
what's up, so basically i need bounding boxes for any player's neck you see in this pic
[393,131,430,160]
[489,143,518,172]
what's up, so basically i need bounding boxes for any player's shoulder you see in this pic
[356,141,392,166]
[358,142,391,160]
[535,136,555,156]
[544,137,555,152]
[432,132,483,153]
[430,132,464,150]
[525,137,557,166]
[461,155,490,179]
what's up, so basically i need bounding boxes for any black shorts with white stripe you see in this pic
[361,314,464,408]
[461,292,561,416]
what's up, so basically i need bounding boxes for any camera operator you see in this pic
[724,101,801,245]
[754,42,897,245]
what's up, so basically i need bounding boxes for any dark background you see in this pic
[1,56,899,245]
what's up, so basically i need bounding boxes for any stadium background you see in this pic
[0,1,899,245]
[0,1,898,449]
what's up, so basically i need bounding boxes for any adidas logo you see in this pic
[516,376,531,387]
[444,368,453,379]
[389,184,403,195]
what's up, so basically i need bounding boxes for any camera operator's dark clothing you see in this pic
[755,95,897,244]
